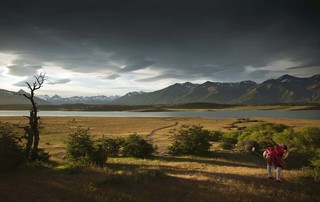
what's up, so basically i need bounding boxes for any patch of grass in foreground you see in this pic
[1,154,319,202]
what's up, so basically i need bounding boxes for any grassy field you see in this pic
[0,116,320,201]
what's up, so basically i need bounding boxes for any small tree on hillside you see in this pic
[122,133,155,158]
[22,72,46,161]
[168,125,212,156]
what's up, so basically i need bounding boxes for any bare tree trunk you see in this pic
[23,125,33,158]
[23,73,46,161]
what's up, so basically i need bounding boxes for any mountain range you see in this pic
[0,89,50,105]
[39,94,120,105]
[113,74,320,105]
[1,74,319,105]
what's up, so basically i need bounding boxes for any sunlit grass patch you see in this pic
[53,164,83,175]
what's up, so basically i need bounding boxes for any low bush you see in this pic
[294,127,320,152]
[122,133,155,158]
[65,127,95,165]
[310,149,320,168]
[237,123,294,151]
[221,131,240,144]
[91,144,108,168]
[0,123,26,171]
[237,140,260,152]
[273,128,295,148]
[97,136,124,157]
[168,124,211,156]
[238,123,290,143]
[65,127,108,167]
[208,130,223,141]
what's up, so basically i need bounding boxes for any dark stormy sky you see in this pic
[0,0,320,96]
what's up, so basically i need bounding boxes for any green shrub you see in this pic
[310,149,320,168]
[97,136,124,157]
[65,127,107,167]
[65,127,94,165]
[238,123,290,143]
[237,123,292,151]
[246,122,289,133]
[168,125,211,156]
[237,140,260,152]
[273,128,295,148]
[219,142,234,150]
[258,141,272,149]
[221,131,240,144]
[294,127,320,152]
[0,123,26,171]
[91,144,108,168]
[122,133,155,158]
[208,130,223,141]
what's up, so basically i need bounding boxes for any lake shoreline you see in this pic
[1,103,319,112]
[1,109,319,120]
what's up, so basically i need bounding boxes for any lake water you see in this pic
[0,110,319,120]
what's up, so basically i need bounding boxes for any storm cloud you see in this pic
[7,65,40,77]
[1,0,320,95]
[47,78,71,85]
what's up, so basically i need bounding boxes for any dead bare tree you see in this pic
[23,72,46,161]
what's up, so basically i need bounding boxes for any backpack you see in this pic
[263,147,275,165]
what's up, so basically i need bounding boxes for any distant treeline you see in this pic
[0,102,319,111]
[0,104,143,111]
[258,102,320,110]
[0,103,236,111]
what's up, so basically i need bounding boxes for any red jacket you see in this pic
[264,146,286,168]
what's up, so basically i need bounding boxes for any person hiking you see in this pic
[263,138,288,183]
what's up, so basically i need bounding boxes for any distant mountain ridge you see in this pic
[0,89,50,105]
[1,74,319,105]
[114,80,257,105]
[231,75,320,104]
[112,74,320,105]
[40,94,120,105]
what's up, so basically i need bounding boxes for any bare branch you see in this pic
[25,82,32,91]
[34,73,46,90]
[23,94,31,100]
[33,81,37,89]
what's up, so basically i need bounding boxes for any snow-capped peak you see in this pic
[277,74,295,83]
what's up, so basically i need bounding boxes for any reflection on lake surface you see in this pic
[0,110,319,120]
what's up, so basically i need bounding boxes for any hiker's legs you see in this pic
[267,164,274,178]
[276,167,282,181]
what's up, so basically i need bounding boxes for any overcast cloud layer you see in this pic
[0,0,319,96]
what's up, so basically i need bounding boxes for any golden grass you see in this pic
[0,116,319,201]
[1,116,320,158]
[0,154,319,201]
